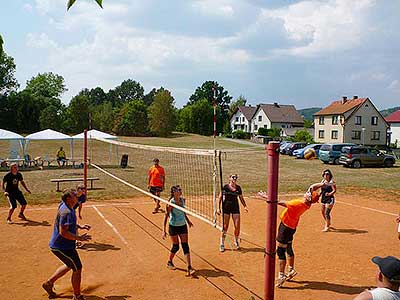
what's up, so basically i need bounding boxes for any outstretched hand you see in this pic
[257,191,268,199]
[79,233,92,241]
[81,224,91,230]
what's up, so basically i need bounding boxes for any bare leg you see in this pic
[48,264,71,283]
[220,214,230,250]
[7,208,15,221]
[20,204,26,215]
[71,269,82,296]
[169,235,179,262]
[232,214,241,248]
[179,233,191,267]
[288,255,294,269]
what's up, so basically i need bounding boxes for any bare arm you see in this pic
[352,291,372,300]
[239,194,248,212]
[2,180,5,193]
[185,214,193,227]
[278,200,287,207]
[60,224,91,241]
[78,203,83,219]
[162,205,172,238]
[20,180,31,194]
[217,192,222,214]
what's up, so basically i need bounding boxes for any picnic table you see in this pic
[50,177,100,192]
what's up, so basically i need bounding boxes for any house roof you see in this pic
[258,104,304,124]
[385,110,400,123]
[314,98,367,116]
[238,106,257,121]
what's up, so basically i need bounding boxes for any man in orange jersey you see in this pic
[259,182,324,288]
[148,158,165,214]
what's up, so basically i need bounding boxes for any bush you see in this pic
[232,130,250,139]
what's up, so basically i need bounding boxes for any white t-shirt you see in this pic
[370,287,400,300]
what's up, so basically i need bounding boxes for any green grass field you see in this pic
[1,133,399,206]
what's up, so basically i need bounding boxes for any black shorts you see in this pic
[276,222,296,244]
[51,248,82,271]
[7,191,27,209]
[149,186,163,195]
[222,201,240,215]
[168,224,188,236]
[321,197,335,205]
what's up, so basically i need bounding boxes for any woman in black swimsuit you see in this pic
[321,169,336,232]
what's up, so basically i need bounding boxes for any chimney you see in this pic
[274,102,280,107]
[353,95,358,99]
[342,96,347,104]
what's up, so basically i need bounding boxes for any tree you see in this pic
[92,101,114,132]
[188,81,232,133]
[39,104,65,131]
[107,79,144,107]
[10,90,42,132]
[67,0,103,10]
[177,99,214,135]
[64,92,90,133]
[89,87,107,106]
[113,100,148,136]
[143,87,167,106]
[25,72,67,99]
[0,37,19,95]
[148,89,176,137]
[293,129,313,143]
[229,95,247,118]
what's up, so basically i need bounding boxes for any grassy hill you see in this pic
[380,106,400,117]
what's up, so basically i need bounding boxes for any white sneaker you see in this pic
[286,269,298,281]
[219,244,225,252]
[234,240,240,250]
[276,276,286,288]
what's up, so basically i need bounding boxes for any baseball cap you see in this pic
[372,256,400,282]
[153,158,159,162]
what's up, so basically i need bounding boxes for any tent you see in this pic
[25,129,74,160]
[0,129,26,160]
[71,129,117,140]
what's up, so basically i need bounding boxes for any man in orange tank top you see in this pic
[148,158,165,214]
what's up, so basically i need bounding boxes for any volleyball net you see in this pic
[87,137,223,229]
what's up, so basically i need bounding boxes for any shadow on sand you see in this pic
[79,242,121,252]
[283,280,373,295]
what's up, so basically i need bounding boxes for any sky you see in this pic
[1,0,400,109]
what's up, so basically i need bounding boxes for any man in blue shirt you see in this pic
[42,189,91,300]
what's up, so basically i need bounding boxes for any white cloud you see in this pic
[263,0,376,56]
[23,3,33,13]
[191,0,235,17]
[34,0,61,15]
[388,80,400,91]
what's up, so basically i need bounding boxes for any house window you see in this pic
[352,130,361,140]
[319,116,325,125]
[331,130,338,139]
[254,125,258,130]
[264,125,268,128]
[371,131,380,140]
[332,115,338,125]
[242,117,245,122]
[371,116,378,125]
[318,130,325,139]
[355,116,362,125]
[258,115,262,122]
[235,117,239,122]
[234,125,237,130]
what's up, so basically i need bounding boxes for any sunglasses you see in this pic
[231,176,238,180]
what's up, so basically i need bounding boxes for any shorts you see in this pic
[149,186,163,195]
[276,222,296,244]
[168,224,188,236]
[222,201,240,215]
[7,191,27,209]
[321,197,335,205]
[50,248,82,271]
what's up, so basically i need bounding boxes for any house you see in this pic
[250,103,304,133]
[314,96,389,146]
[281,127,314,139]
[385,109,400,147]
[230,105,257,133]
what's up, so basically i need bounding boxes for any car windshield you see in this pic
[320,144,331,151]
[341,147,351,154]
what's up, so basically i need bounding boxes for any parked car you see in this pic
[293,144,322,159]
[280,142,293,154]
[286,142,308,156]
[339,146,396,168]
[319,143,356,164]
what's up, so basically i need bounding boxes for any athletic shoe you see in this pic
[187,265,195,276]
[167,261,176,270]
[286,269,298,281]
[18,213,27,221]
[219,244,225,252]
[6,218,12,224]
[275,276,286,288]
[42,281,56,298]
[234,239,240,250]
[322,227,330,232]
[72,295,85,300]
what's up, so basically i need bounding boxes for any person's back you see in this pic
[369,287,400,300]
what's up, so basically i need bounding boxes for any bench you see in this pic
[50,177,100,192]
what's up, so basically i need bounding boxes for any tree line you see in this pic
[0,34,248,137]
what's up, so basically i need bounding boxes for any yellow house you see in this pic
[314,96,389,146]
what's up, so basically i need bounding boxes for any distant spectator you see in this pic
[74,184,87,220]
[148,158,165,214]
[352,256,400,300]
[396,215,400,240]
[56,147,67,167]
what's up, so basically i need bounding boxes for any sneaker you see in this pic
[18,213,27,221]
[187,265,195,276]
[322,227,330,232]
[167,261,176,270]
[286,269,298,281]
[6,218,12,224]
[275,276,286,288]
[72,294,85,300]
[42,281,56,298]
[219,244,225,252]
[234,239,240,250]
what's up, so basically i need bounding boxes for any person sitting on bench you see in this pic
[56,147,67,167]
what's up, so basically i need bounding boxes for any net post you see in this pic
[265,141,280,300]
[84,129,88,193]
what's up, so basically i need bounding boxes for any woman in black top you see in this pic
[320,169,336,232]
[217,174,248,252]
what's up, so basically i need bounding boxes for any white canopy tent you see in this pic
[25,129,74,160]
[71,129,117,140]
[0,129,26,160]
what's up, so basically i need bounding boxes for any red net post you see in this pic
[84,129,88,193]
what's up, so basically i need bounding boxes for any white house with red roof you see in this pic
[230,105,257,133]
[314,96,389,145]
[385,110,400,147]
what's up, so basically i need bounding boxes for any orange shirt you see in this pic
[280,199,311,229]
[148,165,165,187]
